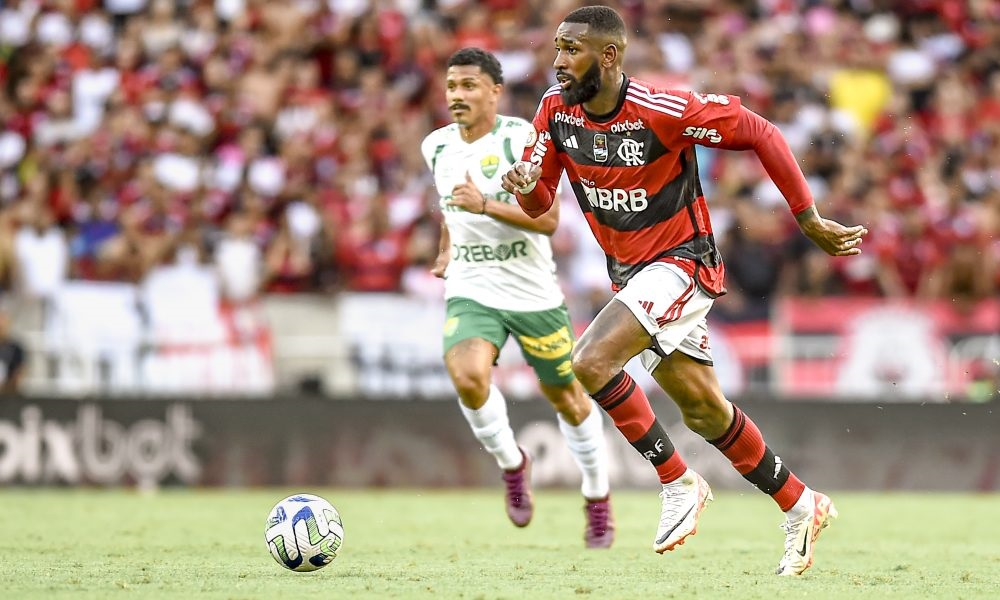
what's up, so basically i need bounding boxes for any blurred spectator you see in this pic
[930,184,999,302]
[0,306,26,395]
[141,0,183,57]
[215,210,263,303]
[399,211,445,300]
[0,0,995,313]
[12,201,68,301]
[97,203,162,282]
[334,191,413,293]
[715,200,793,322]
[264,206,317,294]
[873,200,945,298]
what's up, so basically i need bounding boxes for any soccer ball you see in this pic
[265,493,344,572]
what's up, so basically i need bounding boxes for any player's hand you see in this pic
[430,253,449,278]
[796,207,868,256]
[501,161,541,194]
[448,172,486,214]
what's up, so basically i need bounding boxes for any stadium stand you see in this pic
[0,0,997,397]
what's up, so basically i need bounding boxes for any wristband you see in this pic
[480,197,488,214]
[516,181,537,194]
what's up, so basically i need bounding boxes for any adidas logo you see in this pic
[563,135,578,149]
[639,300,654,314]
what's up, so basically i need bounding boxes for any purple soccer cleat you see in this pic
[584,496,615,548]
[501,448,533,527]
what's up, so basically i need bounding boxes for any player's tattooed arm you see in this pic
[795,206,869,257]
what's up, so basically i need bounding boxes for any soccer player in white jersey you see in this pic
[420,48,613,548]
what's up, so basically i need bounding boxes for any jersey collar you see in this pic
[459,115,502,144]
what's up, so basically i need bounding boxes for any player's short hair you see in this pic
[563,5,626,41]
[447,48,504,85]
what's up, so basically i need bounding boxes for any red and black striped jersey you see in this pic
[521,76,768,296]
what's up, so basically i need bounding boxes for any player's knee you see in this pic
[679,396,730,438]
[570,341,605,390]
[545,387,589,424]
[450,371,491,406]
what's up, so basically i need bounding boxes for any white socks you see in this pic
[786,487,814,518]
[460,386,610,500]
[558,403,610,500]
[459,384,524,471]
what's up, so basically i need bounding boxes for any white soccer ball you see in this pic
[265,493,344,572]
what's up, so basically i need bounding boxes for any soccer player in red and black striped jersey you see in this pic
[501,6,867,576]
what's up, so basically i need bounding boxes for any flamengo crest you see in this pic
[617,138,645,166]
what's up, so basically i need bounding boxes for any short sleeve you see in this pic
[420,131,443,173]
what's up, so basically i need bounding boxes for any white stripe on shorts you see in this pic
[613,262,714,371]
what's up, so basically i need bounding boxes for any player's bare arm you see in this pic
[431,221,450,278]
[794,206,868,257]
[449,171,490,214]
[454,170,557,233]
[484,191,560,235]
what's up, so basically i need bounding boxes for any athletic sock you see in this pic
[591,371,686,484]
[707,405,805,511]
[557,403,610,500]
[459,384,523,471]
[786,486,814,518]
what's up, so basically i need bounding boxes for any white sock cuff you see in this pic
[787,487,814,516]
[459,385,508,429]
[557,402,604,445]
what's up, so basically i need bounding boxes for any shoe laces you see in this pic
[502,469,527,507]
[779,511,809,554]
[658,479,693,527]
[585,501,610,534]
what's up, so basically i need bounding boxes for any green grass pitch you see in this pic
[1,489,997,599]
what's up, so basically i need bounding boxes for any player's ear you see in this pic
[602,43,619,68]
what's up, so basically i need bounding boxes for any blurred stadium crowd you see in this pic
[0,0,998,327]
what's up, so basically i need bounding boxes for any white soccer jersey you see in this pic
[421,115,564,311]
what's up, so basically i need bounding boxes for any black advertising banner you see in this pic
[0,397,997,491]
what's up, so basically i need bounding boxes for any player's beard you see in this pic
[560,62,602,106]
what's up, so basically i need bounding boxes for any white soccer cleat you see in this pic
[775,489,838,576]
[653,469,713,553]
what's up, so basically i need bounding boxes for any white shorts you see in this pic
[613,262,714,371]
